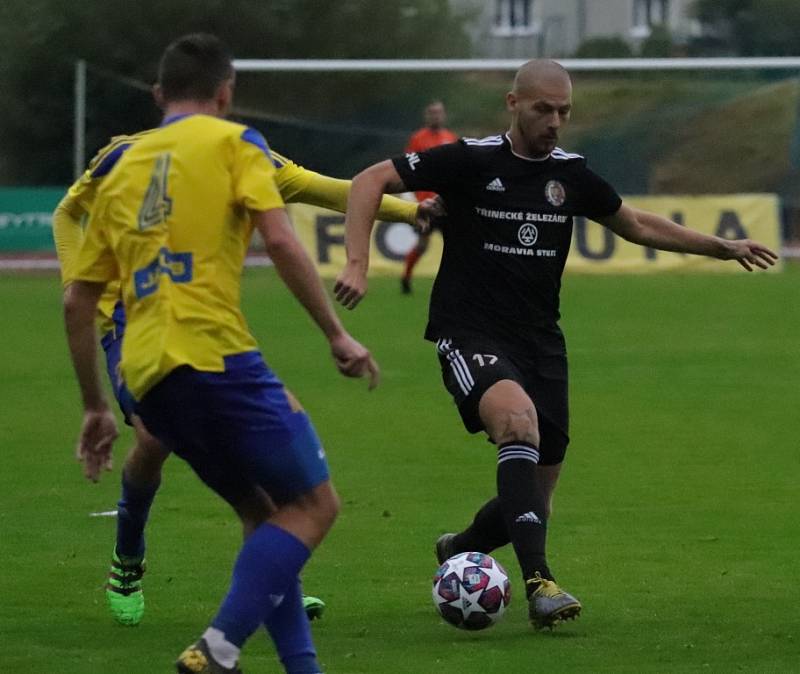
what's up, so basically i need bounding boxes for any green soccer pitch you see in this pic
[1,268,797,673]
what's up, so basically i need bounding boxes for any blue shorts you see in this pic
[135,351,330,507]
[101,302,136,424]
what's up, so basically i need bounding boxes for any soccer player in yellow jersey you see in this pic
[53,115,433,629]
[64,34,377,674]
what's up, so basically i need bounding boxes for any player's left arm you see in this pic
[598,203,778,271]
[333,160,408,309]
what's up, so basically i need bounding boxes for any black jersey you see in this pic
[392,133,621,352]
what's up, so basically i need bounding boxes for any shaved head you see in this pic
[512,59,571,97]
[506,59,573,158]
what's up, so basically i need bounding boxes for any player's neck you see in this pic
[506,129,550,160]
[162,100,225,121]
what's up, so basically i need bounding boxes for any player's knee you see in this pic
[296,481,340,534]
[480,383,540,446]
[236,492,275,538]
[495,410,540,446]
[123,437,168,487]
[315,483,340,531]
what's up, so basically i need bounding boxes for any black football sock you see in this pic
[452,497,509,553]
[495,441,553,588]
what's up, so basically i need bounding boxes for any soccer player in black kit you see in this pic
[334,60,777,629]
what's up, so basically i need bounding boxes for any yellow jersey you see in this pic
[54,136,418,337]
[74,114,284,399]
[53,130,155,334]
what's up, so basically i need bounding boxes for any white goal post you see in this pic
[232,57,800,72]
[72,57,800,258]
[74,56,800,178]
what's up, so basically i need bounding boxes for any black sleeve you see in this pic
[575,164,622,220]
[392,140,468,194]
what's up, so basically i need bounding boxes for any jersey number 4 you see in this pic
[138,153,173,230]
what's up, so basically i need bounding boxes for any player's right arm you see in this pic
[64,208,120,482]
[53,135,135,288]
[334,142,464,309]
[52,193,86,288]
[334,160,408,309]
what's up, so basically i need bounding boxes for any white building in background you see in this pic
[450,0,700,58]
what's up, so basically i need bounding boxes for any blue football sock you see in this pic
[265,579,321,674]
[212,523,310,648]
[116,469,159,560]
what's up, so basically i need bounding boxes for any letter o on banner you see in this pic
[375,221,418,261]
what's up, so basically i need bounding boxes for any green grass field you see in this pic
[1,268,798,673]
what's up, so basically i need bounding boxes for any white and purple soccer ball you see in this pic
[432,551,511,630]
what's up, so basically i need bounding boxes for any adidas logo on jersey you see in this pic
[514,511,542,524]
[485,177,505,192]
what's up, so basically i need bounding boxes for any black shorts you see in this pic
[435,335,569,465]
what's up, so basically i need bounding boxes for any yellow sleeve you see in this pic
[234,129,285,211]
[52,191,87,287]
[277,162,419,225]
[52,139,120,286]
[272,153,315,202]
[376,193,418,225]
[74,202,119,284]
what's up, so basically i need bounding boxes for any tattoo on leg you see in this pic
[495,407,538,445]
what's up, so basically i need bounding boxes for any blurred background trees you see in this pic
[0,0,471,184]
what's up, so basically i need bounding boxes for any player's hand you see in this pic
[720,239,779,271]
[415,196,446,233]
[333,262,368,310]
[330,332,380,390]
[76,407,118,482]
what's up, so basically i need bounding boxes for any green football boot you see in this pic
[105,550,145,626]
[526,572,581,629]
[303,594,325,621]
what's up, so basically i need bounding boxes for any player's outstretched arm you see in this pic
[598,203,778,271]
[63,280,118,481]
[254,207,379,389]
[334,160,408,309]
[294,172,418,224]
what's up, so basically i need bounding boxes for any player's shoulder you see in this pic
[269,149,298,172]
[461,134,505,149]
[549,146,585,164]
[461,133,503,148]
[88,128,156,178]
[192,117,276,165]
[458,134,505,163]
[221,120,274,161]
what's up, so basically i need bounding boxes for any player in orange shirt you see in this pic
[401,100,458,293]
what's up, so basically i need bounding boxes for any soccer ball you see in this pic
[432,551,511,630]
